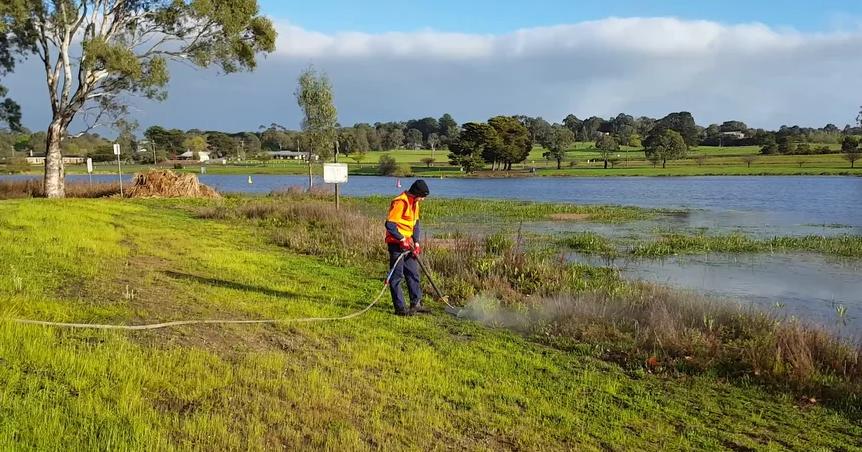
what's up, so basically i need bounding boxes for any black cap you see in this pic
[407,179,430,197]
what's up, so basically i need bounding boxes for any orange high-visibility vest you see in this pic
[386,191,420,243]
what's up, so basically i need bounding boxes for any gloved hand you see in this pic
[413,243,422,257]
[399,238,412,251]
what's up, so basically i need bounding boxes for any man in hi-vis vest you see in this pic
[384,180,432,316]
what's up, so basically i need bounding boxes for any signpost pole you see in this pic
[113,143,123,197]
[86,158,93,185]
[323,162,347,211]
[334,151,340,210]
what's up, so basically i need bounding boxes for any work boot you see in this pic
[395,308,415,317]
[410,304,432,314]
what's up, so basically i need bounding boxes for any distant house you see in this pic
[25,151,86,165]
[719,131,745,139]
[177,151,211,161]
[266,151,318,161]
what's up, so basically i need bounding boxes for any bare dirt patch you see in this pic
[548,213,591,221]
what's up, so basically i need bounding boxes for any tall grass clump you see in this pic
[633,232,862,258]
[198,196,385,265]
[269,184,334,198]
[533,285,862,413]
[560,231,619,256]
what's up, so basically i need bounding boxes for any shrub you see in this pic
[421,157,435,168]
[393,162,413,177]
[173,163,184,169]
[568,160,578,168]
[5,157,31,174]
[377,154,398,176]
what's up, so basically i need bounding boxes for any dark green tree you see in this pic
[595,134,619,169]
[611,113,635,145]
[841,135,859,153]
[383,129,404,150]
[526,117,553,145]
[705,124,721,137]
[487,116,530,170]
[1,0,277,197]
[562,114,583,140]
[644,129,688,168]
[760,135,778,155]
[656,112,700,147]
[406,117,439,141]
[540,125,575,169]
[777,135,793,154]
[719,121,748,133]
[448,122,495,174]
[438,113,458,138]
[405,128,423,149]
[841,135,861,168]
[207,132,236,158]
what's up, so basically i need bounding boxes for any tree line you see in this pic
[4,108,862,171]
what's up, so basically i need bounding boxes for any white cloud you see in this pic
[4,16,862,136]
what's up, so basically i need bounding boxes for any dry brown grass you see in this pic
[199,198,385,265]
[125,170,220,199]
[0,178,121,199]
[548,213,590,220]
[533,285,862,407]
[269,184,334,198]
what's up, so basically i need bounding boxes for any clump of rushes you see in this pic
[632,232,862,258]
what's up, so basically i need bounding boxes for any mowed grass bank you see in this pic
[6,142,859,179]
[1,198,861,451]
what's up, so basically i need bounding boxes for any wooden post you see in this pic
[334,141,340,210]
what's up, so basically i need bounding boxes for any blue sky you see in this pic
[270,0,862,34]
[7,1,862,135]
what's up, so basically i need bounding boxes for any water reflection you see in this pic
[569,252,862,336]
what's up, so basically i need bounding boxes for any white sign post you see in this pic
[113,143,123,197]
[323,163,348,210]
[86,158,93,185]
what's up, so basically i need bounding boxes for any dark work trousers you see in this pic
[387,243,422,312]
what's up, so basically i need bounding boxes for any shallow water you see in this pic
[569,252,862,336]
[3,174,861,229]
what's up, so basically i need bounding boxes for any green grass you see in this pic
[631,232,862,258]
[558,230,862,259]
[351,196,662,224]
[1,199,861,450]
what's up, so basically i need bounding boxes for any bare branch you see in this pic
[70,2,89,38]
[86,91,118,100]
[36,16,60,115]
[59,1,75,107]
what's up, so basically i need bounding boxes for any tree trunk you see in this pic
[43,119,66,198]
[604,159,608,169]
[662,159,667,169]
[557,159,562,170]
